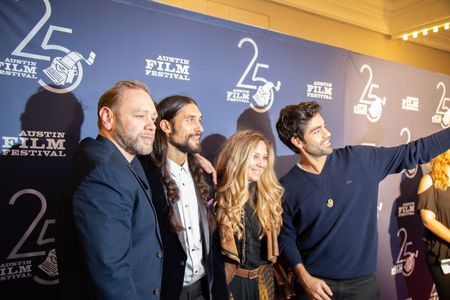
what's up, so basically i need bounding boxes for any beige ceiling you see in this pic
[269,0,450,52]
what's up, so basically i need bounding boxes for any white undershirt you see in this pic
[167,158,205,286]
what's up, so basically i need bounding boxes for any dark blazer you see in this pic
[141,159,228,300]
[57,135,163,300]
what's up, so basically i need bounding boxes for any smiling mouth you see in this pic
[190,135,202,141]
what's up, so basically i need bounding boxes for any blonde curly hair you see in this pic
[215,130,284,242]
[430,149,450,191]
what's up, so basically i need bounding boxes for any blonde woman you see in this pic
[215,130,284,299]
[418,149,450,299]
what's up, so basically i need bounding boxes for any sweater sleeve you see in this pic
[356,128,450,182]
[278,189,304,269]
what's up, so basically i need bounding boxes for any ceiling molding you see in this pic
[268,0,450,52]
[270,0,391,33]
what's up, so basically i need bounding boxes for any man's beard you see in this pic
[169,133,201,155]
[303,141,332,157]
[114,122,153,156]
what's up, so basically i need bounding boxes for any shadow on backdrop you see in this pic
[0,87,83,298]
[389,169,435,300]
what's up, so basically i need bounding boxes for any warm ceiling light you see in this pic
[396,22,450,41]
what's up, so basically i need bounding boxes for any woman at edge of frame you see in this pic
[417,149,450,299]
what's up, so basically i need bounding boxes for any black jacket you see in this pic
[141,159,228,300]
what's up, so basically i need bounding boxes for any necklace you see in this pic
[297,163,334,208]
[240,208,247,266]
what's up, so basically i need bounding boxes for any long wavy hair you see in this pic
[215,130,284,242]
[430,149,450,191]
[151,95,215,233]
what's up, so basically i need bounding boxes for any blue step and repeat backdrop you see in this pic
[1,0,449,299]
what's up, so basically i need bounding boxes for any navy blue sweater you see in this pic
[279,128,450,279]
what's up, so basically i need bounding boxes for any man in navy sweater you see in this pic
[276,101,450,300]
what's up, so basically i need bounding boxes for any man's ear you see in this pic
[290,136,304,150]
[159,119,172,134]
[99,107,114,131]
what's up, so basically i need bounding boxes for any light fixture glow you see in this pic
[399,22,450,42]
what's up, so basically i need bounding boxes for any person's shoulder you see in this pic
[73,136,129,179]
[280,165,303,185]
[336,144,367,154]
[332,144,376,160]
[418,174,433,194]
[279,166,305,207]
[78,136,119,164]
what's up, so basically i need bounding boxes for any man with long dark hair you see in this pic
[141,95,227,300]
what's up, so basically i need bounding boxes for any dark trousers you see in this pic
[295,274,380,300]
[426,254,450,299]
[180,276,208,300]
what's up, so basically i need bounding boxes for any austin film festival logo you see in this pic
[0,260,33,282]
[397,202,416,217]
[0,0,95,94]
[144,55,190,81]
[432,82,450,128]
[401,96,419,112]
[226,37,281,113]
[2,130,66,158]
[391,228,418,277]
[306,81,333,100]
[353,64,386,123]
[1,189,58,285]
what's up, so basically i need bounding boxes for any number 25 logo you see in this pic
[8,189,58,285]
[236,38,281,113]
[353,64,386,122]
[432,82,450,128]
[12,0,95,94]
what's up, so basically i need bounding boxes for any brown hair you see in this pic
[97,80,150,129]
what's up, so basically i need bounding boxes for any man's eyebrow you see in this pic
[308,124,322,133]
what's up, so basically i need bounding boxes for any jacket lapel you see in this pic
[128,159,163,245]
[197,189,210,255]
